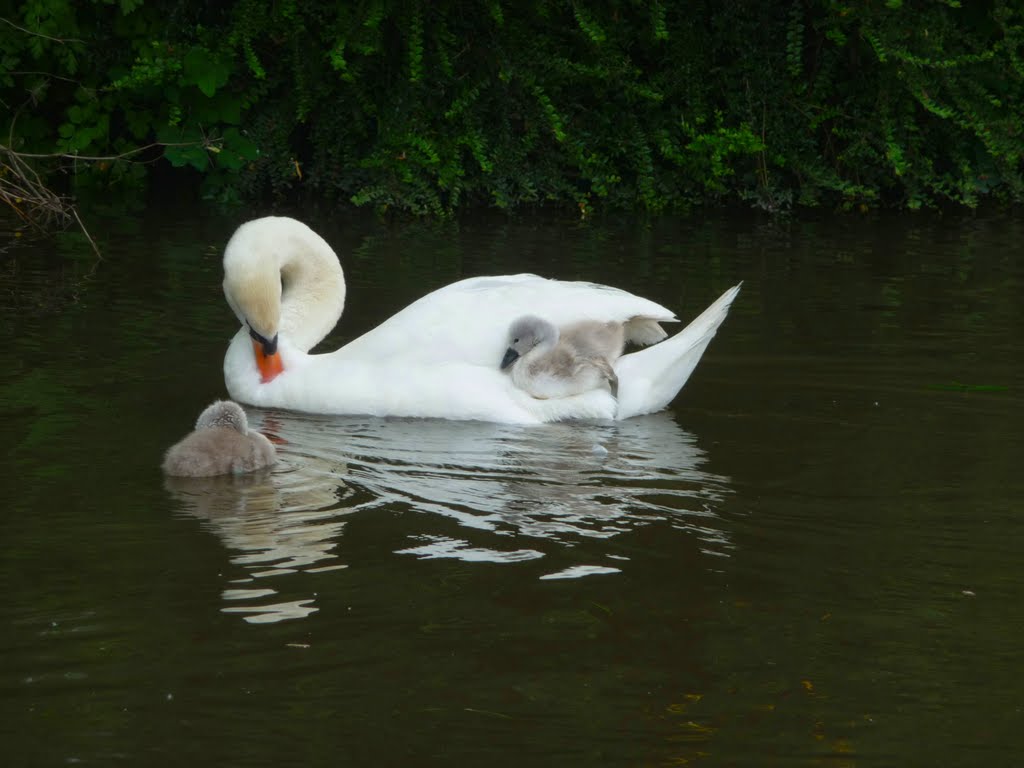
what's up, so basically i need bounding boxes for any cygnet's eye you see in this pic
[513,337,520,344]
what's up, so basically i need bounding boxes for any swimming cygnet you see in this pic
[501,316,624,399]
[162,400,276,477]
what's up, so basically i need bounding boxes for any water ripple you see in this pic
[164,410,733,621]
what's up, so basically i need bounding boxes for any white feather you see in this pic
[222,217,740,423]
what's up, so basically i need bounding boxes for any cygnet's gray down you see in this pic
[162,400,276,477]
[500,316,626,399]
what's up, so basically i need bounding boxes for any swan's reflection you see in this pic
[166,410,732,623]
[260,410,733,561]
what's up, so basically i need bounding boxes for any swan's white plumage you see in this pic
[614,283,741,419]
[222,217,739,423]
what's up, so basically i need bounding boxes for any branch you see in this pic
[71,208,101,259]
[0,16,85,45]
[0,139,220,163]
[7,70,84,85]
[0,144,98,254]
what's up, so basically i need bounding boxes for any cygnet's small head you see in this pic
[195,400,249,434]
[501,316,558,370]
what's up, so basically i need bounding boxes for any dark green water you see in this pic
[3,210,1023,766]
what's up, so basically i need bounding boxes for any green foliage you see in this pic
[2,0,1022,214]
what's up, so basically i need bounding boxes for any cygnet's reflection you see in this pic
[164,428,374,624]
[166,410,732,623]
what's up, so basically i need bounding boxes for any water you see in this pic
[3,210,1023,765]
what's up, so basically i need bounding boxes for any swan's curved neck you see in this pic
[223,217,346,353]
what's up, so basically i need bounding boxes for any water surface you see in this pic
[3,210,1023,765]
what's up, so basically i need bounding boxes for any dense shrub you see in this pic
[2,0,1021,214]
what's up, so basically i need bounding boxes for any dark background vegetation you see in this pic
[2,0,1022,217]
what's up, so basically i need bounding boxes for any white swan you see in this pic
[222,216,741,423]
[163,400,277,476]
[501,316,624,398]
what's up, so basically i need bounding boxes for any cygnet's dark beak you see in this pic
[500,347,520,370]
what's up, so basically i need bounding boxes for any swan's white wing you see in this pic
[335,274,676,368]
[615,283,741,419]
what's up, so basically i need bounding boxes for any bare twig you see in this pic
[0,136,217,255]
[7,70,84,85]
[1,145,83,248]
[70,207,101,259]
[1,148,73,229]
[1,139,212,163]
[0,16,85,45]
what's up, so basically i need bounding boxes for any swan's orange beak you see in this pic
[252,338,284,383]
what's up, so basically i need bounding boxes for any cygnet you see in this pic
[162,400,276,477]
[500,316,624,399]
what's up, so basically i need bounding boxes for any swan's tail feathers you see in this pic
[614,283,742,420]
[623,317,669,346]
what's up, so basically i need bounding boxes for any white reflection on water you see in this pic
[165,410,732,623]
[163,441,366,623]
[539,565,623,580]
[309,412,733,547]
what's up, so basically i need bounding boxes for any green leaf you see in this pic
[214,148,245,170]
[158,123,209,171]
[164,144,209,171]
[124,110,150,140]
[67,129,94,152]
[217,96,242,125]
[183,47,230,97]
[223,127,258,160]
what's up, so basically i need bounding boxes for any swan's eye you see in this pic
[513,337,519,344]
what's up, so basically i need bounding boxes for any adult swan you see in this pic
[222,217,740,424]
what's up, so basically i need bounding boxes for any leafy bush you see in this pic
[2,0,1021,215]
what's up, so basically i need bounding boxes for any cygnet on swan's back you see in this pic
[162,400,276,477]
[560,318,626,361]
[501,316,625,399]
